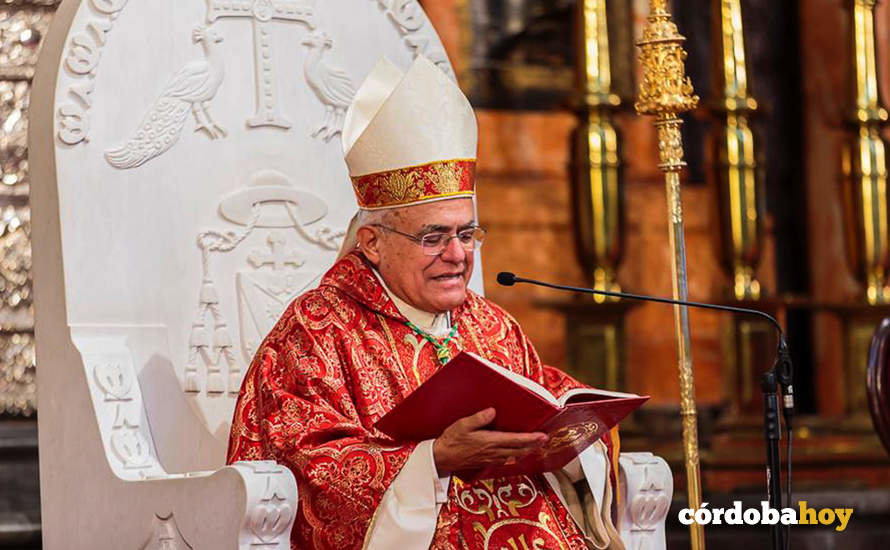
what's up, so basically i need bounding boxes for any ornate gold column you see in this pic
[835,0,890,423]
[842,0,890,305]
[635,1,705,548]
[715,0,763,301]
[710,0,778,429]
[573,0,623,301]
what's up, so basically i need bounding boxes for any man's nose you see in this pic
[439,235,467,263]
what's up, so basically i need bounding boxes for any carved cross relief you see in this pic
[248,232,302,272]
[207,0,316,128]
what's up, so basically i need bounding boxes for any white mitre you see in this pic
[336,55,479,258]
[342,55,478,209]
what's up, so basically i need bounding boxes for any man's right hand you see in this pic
[432,408,548,475]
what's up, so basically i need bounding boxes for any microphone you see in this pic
[496,272,518,286]
[496,272,795,423]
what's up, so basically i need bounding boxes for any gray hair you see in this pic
[355,208,391,228]
[336,208,400,260]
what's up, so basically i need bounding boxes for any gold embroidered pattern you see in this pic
[433,160,464,194]
[457,477,539,522]
[351,158,476,209]
[529,422,599,458]
[472,513,566,550]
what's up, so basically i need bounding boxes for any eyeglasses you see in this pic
[370,224,487,256]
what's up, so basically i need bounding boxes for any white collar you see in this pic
[373,269,451,338]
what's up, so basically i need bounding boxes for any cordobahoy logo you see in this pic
[679,501,853,532]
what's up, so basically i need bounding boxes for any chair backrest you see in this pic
[31,0,477,476]
[867,318,890,455]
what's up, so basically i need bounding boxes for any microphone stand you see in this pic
[763,370,785,550]
[497,272,794,550]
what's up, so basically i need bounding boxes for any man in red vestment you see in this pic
[228,56,623,550]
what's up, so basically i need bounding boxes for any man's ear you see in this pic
[356,226,382,266]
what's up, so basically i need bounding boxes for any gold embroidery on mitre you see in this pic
[433,161,463,194]
[382,171,417,203]
[351,158,475,209]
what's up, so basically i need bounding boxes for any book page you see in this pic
[466,352,560,406]
[460,353,641,409]
[557,387,641,407]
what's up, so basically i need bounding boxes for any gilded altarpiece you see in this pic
[0,0,56,418]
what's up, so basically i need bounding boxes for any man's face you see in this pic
[358,198,476,313]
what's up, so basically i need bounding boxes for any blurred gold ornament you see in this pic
[842,0,890,305]
[573,0,623,301]
[714,0,763,301]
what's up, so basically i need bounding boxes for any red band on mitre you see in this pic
[351,158,476,209]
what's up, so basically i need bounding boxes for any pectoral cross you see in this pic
[208,0,316,128]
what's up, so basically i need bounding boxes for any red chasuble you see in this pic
[227,252,619,550]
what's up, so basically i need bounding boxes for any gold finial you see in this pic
[635,5,699,117]
[650,0,670,13]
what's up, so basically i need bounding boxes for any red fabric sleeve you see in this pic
[227,302,415,550]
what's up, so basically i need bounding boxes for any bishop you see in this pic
[228,55,624,550]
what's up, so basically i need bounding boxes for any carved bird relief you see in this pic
[105,26,227,170]
[301,30,356,142]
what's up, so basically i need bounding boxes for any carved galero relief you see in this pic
[171,1,454,406]
[185,169,343,396]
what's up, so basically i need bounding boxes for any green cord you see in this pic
[406,321,459,364]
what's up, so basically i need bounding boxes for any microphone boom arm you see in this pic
[500,272,785,339]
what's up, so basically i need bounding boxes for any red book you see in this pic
[375,351,648,480]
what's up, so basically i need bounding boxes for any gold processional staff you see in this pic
[635,1,705,548]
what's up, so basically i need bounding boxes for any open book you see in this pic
[375,351,648,480]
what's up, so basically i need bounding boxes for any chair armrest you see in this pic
[39,326,299,549]
[229,460,298,549]
[124,460,297,550]
[618,452,672,550]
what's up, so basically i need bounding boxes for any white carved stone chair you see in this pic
[29,1,671,548]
